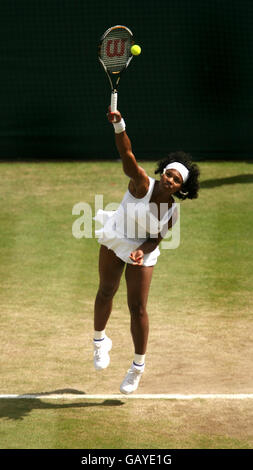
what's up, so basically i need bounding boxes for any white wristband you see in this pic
[113,118,126,134]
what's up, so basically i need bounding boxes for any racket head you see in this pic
[98,25,134,91]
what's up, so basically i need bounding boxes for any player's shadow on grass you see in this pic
[0,389,125,421]
[200,174,253,189]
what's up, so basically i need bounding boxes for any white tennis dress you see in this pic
[94,177,177,266]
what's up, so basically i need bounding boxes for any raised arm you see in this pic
[108,110,149,195]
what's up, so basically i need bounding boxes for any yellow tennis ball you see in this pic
[131,44,141,56]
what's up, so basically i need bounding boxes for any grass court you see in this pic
[0,159,252,449]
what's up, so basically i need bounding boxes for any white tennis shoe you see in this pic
[93,336,112,371]
[120,363,145,394]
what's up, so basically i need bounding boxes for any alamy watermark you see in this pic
[72,195,180,249]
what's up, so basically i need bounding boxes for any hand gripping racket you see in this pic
[98,25,134,118]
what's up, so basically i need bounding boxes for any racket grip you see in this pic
[110,92,118,122]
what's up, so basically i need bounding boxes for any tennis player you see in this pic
[93,110,200,394]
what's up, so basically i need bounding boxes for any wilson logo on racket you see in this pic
[106,39,127,57]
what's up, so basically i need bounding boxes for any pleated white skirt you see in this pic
[94,209,160,266]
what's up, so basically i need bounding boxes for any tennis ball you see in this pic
[131,44,141,56]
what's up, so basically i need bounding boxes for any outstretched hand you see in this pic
[107,107,122,123]
[129,250,144,266]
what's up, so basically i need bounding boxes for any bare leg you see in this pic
[125,264,154,354]
[94,245,125,331]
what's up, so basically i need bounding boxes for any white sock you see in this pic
[133,353,145,368]
[94,329,106,341]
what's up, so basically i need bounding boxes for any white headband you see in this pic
[163,162,189,183]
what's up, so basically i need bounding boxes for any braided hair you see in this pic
[154,151,200,200]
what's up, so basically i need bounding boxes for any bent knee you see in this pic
[128,302,147,317]
[97,284,118,301]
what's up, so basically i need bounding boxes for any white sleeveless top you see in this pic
[94,177,177,266]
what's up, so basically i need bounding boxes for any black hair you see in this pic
[154,151,200,200]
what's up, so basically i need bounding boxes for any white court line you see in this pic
[0,393,253,400]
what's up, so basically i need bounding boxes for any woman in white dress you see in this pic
[93,109,200,394]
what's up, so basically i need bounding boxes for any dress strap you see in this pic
[145,177,156,202]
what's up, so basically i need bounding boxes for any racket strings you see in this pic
[100,29,132,73]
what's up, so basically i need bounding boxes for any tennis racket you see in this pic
[98,25,134,119]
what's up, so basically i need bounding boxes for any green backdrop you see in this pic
[0,0,252,160]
